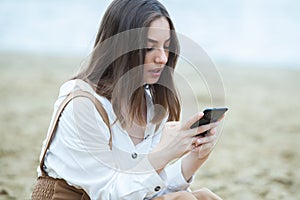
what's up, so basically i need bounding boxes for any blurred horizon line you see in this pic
[1,0,299,68]
[1,49,298,70]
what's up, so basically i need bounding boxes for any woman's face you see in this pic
[144,17,170,84]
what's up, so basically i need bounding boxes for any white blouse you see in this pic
[37,79,191,200]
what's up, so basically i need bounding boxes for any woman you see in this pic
[34,0,224,199]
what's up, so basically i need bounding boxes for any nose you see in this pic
[154,48,168,65]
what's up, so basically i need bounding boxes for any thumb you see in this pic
[181,112,204,130]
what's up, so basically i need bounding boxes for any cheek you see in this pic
[144,53,152,65]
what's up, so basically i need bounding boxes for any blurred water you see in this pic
[1,0,299,67]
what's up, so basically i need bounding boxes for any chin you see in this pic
[145,79,160,85]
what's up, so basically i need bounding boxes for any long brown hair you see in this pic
[73,0,181,128]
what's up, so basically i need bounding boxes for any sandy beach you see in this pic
[0,53,299,200]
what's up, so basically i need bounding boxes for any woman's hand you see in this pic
[190,127,219,160]
[148,112,220,173]
[190,114,224,159]
[181,114,225,181]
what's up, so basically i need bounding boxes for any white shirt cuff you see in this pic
[164,158,192,191]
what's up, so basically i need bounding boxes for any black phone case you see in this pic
[190,107,228,136]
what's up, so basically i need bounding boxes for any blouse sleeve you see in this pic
[44,96,166,200]
[150,158,192,198]
[164,158,192,190]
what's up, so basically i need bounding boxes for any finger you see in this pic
[206,127,217,136]
[180,112,204,130]
[191,136,200,146]
[193,142,214,153]
[196,121,220,136]
[194,134,217,146]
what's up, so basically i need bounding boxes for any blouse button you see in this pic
[131,152,138,159]
[154,186,161,192]
[144,134,150,140]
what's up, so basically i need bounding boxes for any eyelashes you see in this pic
[146,46,170,52]
[146,47,154,52]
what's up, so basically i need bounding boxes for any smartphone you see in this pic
[190,107,228,136]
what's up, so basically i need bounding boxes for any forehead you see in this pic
[147,17,170,41]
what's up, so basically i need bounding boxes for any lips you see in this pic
[150,68,162,73]
[149,68,163,77]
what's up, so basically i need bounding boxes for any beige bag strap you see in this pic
[40,90,112,176]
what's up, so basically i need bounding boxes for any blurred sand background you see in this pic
[0,52,299,200]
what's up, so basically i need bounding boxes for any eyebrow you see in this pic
[147,38,171,44]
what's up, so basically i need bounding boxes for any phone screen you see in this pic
[190,107,228,129]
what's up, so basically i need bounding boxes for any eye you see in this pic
[146,47,154,52]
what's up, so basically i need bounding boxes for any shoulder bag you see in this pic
[31,90,111,200]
